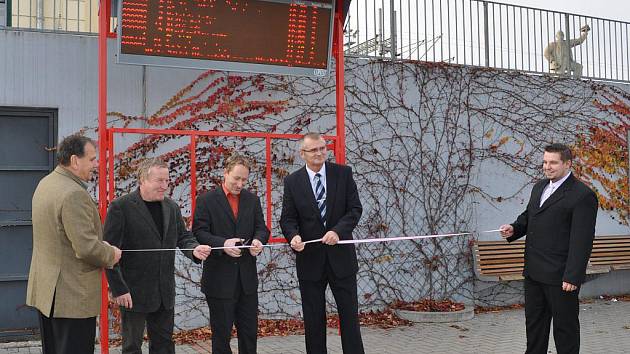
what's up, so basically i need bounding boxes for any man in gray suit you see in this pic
[105,158,211,354]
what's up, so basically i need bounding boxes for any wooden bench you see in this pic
[473,235,630,282]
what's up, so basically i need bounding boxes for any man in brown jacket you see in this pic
[27,134,122,354]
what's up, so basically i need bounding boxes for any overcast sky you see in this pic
[498,0,630,22]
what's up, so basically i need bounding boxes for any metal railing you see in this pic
[2,0,629,82]
[344,0,630,82]
[1,0,120,33]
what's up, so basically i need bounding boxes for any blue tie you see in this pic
[314,173,326,226]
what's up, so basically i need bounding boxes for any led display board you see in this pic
[117,0,335,76]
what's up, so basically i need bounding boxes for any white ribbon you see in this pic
[120,229,501,252]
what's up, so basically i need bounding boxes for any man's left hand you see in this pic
[193,245,211,260]
[249,239,263,256]
[562,281,578,292]
[322,231,339,245]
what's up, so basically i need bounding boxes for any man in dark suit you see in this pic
[105,158,211,354]
[193,154,270,354]
[280,132,364,354]
[500,143,598,354]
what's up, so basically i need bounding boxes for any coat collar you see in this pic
[55,166,88,190]
[130,189,170,240]
[324,162,337,225]
[534,173,576,215]
[211,187,251,226]
[213,187,236,224]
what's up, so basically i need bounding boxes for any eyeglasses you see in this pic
[301,146,327,154]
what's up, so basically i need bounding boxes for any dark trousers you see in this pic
[298,261,364,354]
[38,311,96,354]
[205,273,258,354]
[524,276,580,354]
[121,304,175,354]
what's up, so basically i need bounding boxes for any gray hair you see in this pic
[298,132,324,150]
[137,158,169,182]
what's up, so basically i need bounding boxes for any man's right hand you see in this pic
[103,241,122,266]
[499,224,514,239]
[223,238,244,258]
[112,245,122,264]
[290,235,305,252]
[115,293,133,309]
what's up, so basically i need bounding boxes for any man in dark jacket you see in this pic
[280,133,364,354]
[105,158,211,354]
[193,154,270,354]
[500,143,598,354]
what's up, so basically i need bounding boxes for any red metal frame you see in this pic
[334,0,346,164]
[98,1,110,351]
[106,128,337,244]
[98,0,347,351]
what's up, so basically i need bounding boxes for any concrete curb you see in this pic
[0,341,40,349]
[394,305,475,323]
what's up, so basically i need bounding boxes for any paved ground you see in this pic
[2,299,629,353]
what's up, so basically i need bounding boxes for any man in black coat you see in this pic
[500,143,598,354]
[280,132,364,354]
[105,158,211,354]
[193,154,270,354]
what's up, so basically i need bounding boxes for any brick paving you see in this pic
[2,299,629,353]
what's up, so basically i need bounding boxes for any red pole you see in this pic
[265,137,273,239]
[190,135,197,221]
[334,0,346,165]
[108,130,114,201]
[98,0,110,352]
[333,0,345,336]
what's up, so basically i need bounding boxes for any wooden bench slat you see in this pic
[481,268,524,275]
[480,263,524,270]
[591,249,630,255]
[591,248,630,255]
[477,243,525,248]
[477,241,525,246]
[479,258,526,265]
[478,237,629,243]
[477,252,525,258]
[593,240,630,245]
[479,248,525,255]
[478,247,630,257]
[479,243,630,250]
[478,248,525,255]
[590,253,630,259]
[590,246,630,252]
[590,259,630,265]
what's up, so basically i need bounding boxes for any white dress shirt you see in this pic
[540,171,571,207]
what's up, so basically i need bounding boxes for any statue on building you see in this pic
[544,25,590,78]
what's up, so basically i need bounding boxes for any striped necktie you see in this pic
[314,173,326,226]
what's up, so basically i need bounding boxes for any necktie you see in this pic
[539,184,556,207]
[314,173,326,225]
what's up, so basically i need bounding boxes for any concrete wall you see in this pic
[0,0,6,27]
[1,29,628,328]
